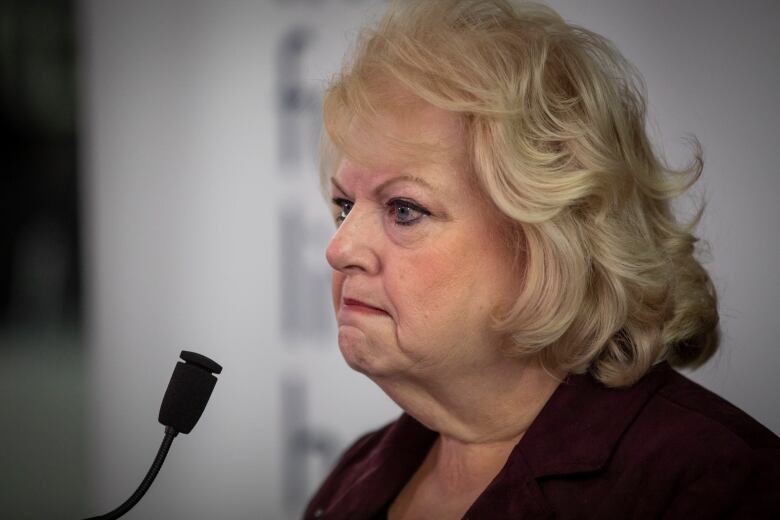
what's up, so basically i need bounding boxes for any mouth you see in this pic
[342,298,388,315]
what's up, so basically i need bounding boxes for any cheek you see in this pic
[387,230,515,335]
[389,247,468,325]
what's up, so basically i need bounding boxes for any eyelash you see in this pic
[331,198,352,224]
[331,197,430,227]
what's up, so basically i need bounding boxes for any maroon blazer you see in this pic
[304,363,780,519]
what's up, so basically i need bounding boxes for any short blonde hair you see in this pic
[321,0,719,387]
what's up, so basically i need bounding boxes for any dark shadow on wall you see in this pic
[0,0,85,517]
[1,0,81,329]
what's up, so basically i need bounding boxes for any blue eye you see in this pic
[331,197,353,225]
[388,199,429,226]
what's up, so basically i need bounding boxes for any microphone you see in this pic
[159,350,223,434]
[83,350,223,520]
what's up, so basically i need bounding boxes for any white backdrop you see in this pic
[80,0,780,518]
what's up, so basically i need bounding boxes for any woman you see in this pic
[305,1,780,518]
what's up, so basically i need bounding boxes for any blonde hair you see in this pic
[321,0,719,387]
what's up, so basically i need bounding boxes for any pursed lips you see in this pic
[341,297,388,315]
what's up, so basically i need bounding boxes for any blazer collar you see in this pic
[324,414,437,517]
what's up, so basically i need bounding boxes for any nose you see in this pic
[325,205,381,275]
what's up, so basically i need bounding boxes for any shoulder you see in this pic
[525,364,780,518]
[630,367,780,456]
[610,367,780,516]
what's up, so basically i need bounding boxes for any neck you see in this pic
[382,355,564,519]
[373,355,564,445]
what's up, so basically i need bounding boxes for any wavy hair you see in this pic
[320,0,719,387]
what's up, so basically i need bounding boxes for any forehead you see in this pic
[332,101,468,182]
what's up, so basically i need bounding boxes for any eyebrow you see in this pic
[330,175,436,198]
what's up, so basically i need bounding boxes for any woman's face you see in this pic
[326,104,521,382]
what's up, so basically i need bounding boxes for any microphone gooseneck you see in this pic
[83,350,222,520]
[84,427,178,520]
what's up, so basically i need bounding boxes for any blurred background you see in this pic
[1,0,778,518]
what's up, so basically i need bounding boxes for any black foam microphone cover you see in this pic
[159,350,223,434]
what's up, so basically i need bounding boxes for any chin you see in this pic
[337,326,398,377]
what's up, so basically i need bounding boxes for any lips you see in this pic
[342,297,388,315]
